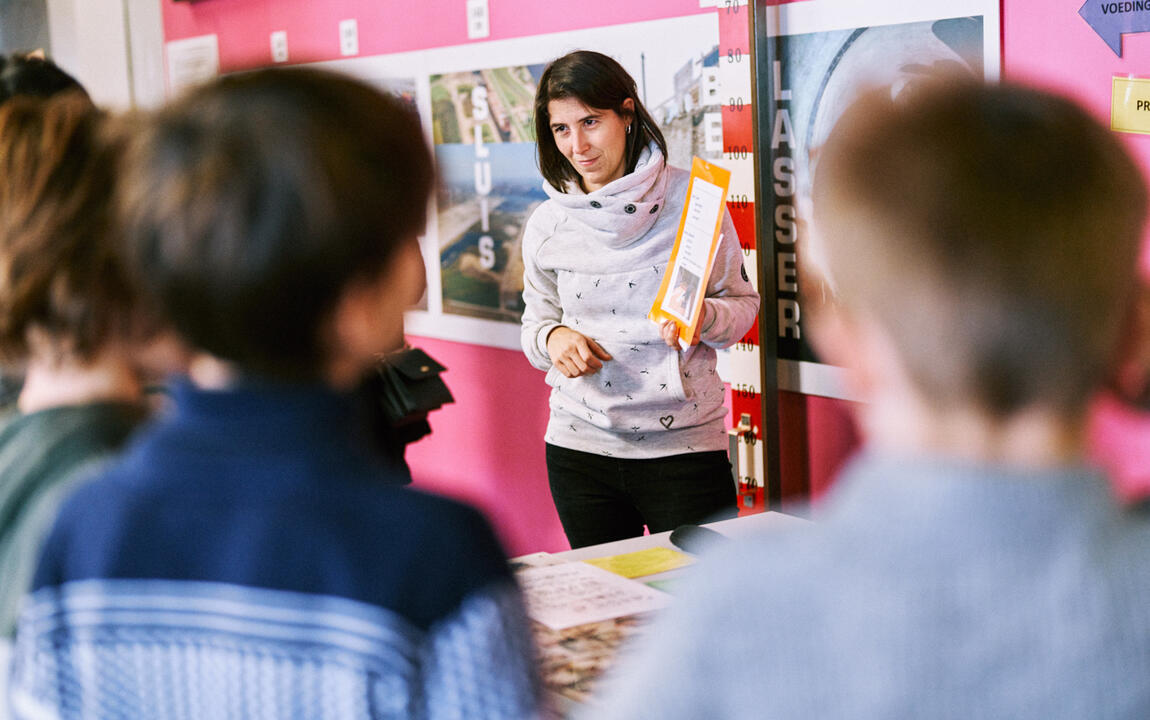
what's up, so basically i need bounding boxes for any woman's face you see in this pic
[547,96,634,192]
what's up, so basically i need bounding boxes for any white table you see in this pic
[529,511,810,718]
[548,511,810,582]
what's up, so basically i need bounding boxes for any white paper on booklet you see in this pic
[659,177,724,325]
[648,157,731,348]
[517,561,671,630]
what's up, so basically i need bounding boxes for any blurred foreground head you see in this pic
[0,52,87,105]
[118,68,433,386]
[811,80,1147,420]
[0,92,148,365]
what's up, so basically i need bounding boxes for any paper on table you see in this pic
[583,546,694,579]
[509,551,563,572]
[518,561,671,631]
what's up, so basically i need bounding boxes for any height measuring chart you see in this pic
[716,0,771,510]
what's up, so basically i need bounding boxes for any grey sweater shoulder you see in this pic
[592,452,1150,718]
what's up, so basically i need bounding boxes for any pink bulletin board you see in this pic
[1005,0,1150,499]
[1003,0,1150,497]
[1004,0,1150,277]
[163,0,712,68]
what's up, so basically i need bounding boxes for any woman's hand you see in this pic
[547,326,612,378]
[659,318,702,348]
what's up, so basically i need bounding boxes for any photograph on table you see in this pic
[751,0,1001,398]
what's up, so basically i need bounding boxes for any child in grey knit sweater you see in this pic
[592,80,1150,719]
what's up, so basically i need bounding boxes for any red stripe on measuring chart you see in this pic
[726,202,755,253]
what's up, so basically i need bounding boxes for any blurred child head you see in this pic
[810,81,1147,426]
[0,52,87,105]
[117,68,433,388]
[0,93,149,368]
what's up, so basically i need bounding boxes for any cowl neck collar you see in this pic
[543,141,669,249]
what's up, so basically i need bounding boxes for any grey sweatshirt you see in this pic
[592,452,1150,719]
[521,144,758,459]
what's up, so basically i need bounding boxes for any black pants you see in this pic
[546,443,738,549]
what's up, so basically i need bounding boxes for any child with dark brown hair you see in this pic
[8,68,538,719]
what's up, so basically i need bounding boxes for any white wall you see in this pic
[45,0,164,109]
[124,0,165,108]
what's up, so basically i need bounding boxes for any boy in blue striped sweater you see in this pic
[8,68,539,720]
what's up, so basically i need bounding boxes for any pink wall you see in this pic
[1004,0,1150,228]
[400,337,567,554]
[162,0,708,71]
[1003,0,1150,499]
[159,0,1150,552]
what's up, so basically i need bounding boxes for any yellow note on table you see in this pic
[584,546,694,579]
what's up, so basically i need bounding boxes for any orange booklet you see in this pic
[648,157,732,348]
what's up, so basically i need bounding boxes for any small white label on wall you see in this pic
[467,0,490,40]
[165,34,219,97]
[270,31,288,63]
[339,19,359,56]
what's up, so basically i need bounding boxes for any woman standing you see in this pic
[521,50,759,548]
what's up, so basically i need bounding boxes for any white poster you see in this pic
[165,34,219,96]
[323,12,722,350]
[753,0,1001,399]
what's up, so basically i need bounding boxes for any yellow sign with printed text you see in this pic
[1112,76,1150,135]
[649,157,732,348]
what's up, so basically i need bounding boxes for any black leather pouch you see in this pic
[375,347,454,424]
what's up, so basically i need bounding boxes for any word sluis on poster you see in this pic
[470,85,497,271]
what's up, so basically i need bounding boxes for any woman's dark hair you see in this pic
[0,93,145,363]
[117,67,433,381]
[0,53,87,105]
[533,50,667,192]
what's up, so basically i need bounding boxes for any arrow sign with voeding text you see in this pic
[1080,0,1150,57]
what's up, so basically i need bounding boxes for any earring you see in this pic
[626,124,632,134]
